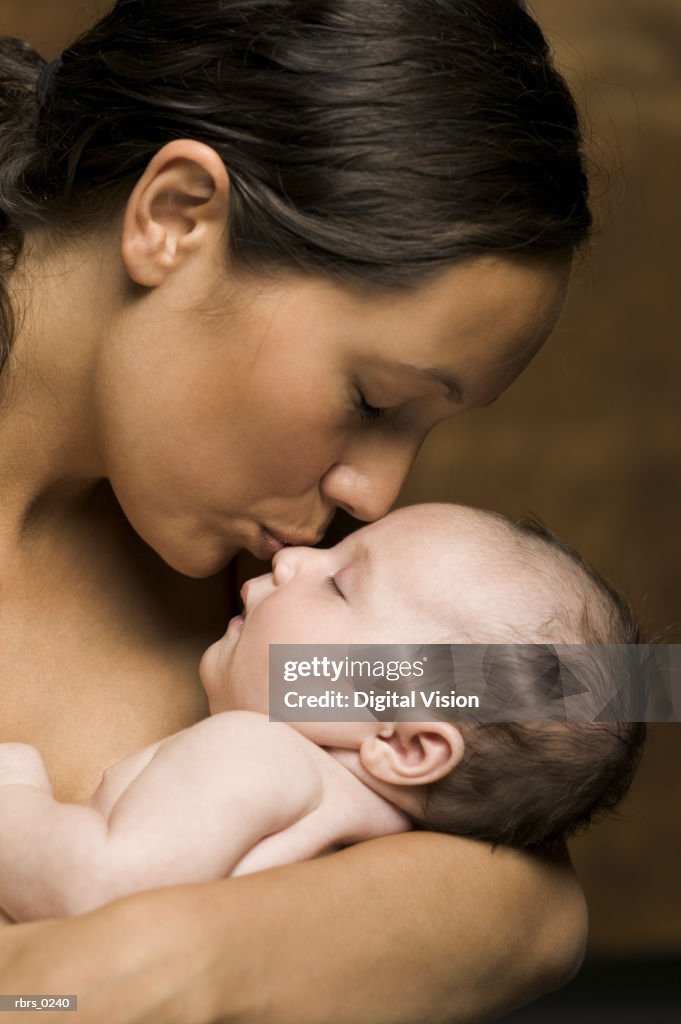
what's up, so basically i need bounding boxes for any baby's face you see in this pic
[200,503,538,720]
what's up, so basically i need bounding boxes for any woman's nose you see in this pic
[319,436,421,522]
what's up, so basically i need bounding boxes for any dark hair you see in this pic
[416,513,646,851]
[0,0,591,372]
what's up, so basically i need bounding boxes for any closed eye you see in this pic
[357,391,387,424]
[325,575,345,599]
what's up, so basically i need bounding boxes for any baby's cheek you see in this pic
[198,640,228,703]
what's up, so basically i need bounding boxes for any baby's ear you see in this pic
[359,722,464,787]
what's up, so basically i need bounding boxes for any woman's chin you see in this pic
[151,533,239,579]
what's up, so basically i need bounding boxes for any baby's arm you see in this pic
[0,713,324,922]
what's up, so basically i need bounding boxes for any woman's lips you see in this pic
[257,527,288,559]
[254,524,325,560]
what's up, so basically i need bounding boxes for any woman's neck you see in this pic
[0,232,117,546]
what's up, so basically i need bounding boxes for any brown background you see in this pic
[2,0,679,958]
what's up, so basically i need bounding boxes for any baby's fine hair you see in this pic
[415,514,646,851]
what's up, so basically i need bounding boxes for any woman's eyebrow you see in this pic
[395,362,462,401]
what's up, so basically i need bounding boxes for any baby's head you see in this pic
[200,504,645,850]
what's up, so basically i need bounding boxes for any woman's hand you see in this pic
[0,833,586,1024]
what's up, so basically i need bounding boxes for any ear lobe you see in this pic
[121,139,230,288]
[360,722,464,787]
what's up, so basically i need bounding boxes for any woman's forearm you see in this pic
[0,833,586,1024]
[202,832,587,1024]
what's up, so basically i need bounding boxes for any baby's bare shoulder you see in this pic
[166,711,309,752]
[159,712,323,800]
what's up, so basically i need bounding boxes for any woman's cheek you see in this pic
[245,402,343,492]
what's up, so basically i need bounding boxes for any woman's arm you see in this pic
[0,833,586,1024]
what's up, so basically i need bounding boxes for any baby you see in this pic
[0,504,645,924]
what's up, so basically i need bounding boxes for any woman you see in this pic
[0,2,590,1021]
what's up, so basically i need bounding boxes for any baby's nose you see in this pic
[272,546,298,586]
[241,573,273,612]
[272,544,322,586]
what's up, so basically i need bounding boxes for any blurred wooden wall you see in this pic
[2,0,679,956]
[401,0,681,957]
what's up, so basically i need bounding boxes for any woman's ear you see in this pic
[359,721,464,787]
[121,139,230,287]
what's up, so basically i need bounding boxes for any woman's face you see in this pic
[96,255,569,577]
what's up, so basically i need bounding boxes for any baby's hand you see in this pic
[0,743,52,792]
